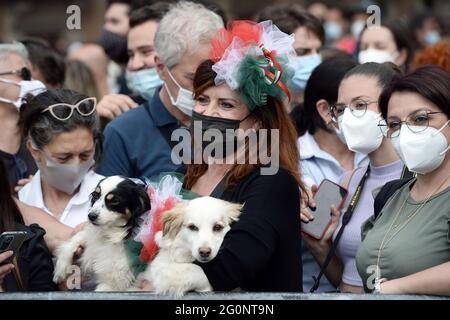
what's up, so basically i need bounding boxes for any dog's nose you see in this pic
[199,247,212,258]
[88,212,98,222]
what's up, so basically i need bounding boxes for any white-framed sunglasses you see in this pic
[41,97,97,121]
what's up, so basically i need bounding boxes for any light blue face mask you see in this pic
[129,68,163,101]
[289,54,322,92]
[324,21,342,41]
[424,30,441,46]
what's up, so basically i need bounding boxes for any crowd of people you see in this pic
[0,0,450,295]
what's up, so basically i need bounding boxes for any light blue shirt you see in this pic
[297,132,368,292]
[298,133,368,188]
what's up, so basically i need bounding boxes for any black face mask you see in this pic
[98,29,128,65]
[190,110,250,159]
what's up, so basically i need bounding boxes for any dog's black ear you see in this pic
[123,181,151,239]
[127,184,150,223]
[161,203,186,240]
[134,184,151,215]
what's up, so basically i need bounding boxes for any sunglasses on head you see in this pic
[41,97,97,121]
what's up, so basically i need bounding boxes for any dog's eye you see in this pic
[90,192,100,203]
[187,224,199,232]
[213,224,224,232]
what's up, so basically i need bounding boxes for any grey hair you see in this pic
[0,42,29,63]
[154,1,223,69]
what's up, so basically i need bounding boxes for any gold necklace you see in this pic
[374,171,450,287]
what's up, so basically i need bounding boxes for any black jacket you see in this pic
[197,167,303,292]
[3,223,57,292]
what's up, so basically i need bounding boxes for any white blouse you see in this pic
[19,170,104,228]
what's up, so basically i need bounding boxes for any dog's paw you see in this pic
[53,263,70,284]
[196,283,213,293]
[159,286,186,299]
[95,283,114,291]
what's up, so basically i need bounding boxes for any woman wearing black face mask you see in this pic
[179,20,308,292]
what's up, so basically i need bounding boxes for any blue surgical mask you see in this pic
[424,30,441,46]
[324,21,342,41]
[289,54,322,92]
[128,68,163,101]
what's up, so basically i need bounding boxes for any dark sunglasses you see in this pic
[0,67,32,80]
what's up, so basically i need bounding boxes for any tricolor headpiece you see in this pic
[209,20,296,110]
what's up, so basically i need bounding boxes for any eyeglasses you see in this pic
[0,67,31,80]
[330,99,378,122]
[378,110,445,138]
[42,97,97,121]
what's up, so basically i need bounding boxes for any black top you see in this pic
[3,223,57,292]
[0,143,37,194]
[197,167,303,292]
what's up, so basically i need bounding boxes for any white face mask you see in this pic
[341,108,384,154]
[39,154,95,194]
[351,20,366,37]
[334,115,347,144]
[358,48,399,64]
[0,79,46,110]
[164,69,195,116]
[32,141,94,194]
[391,121,450,175]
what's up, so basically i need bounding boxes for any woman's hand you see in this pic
[322,205,341,242]
[379,279,400,294]
[300,185,318,222]
[302,205,341,253]
[72,222,87,258]
[0,251,15,289]
[14,175,33,193]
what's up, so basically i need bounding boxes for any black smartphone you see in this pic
[0,231,27,264]
[301,179,348,240]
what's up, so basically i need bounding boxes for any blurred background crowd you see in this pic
[0,0,448,104]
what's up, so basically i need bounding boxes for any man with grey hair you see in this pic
[0,42,46,192]
[98,1,223,179]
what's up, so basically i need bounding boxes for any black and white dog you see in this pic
[53,176,150,291]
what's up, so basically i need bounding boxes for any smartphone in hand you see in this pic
[0,231,27,264]
[301,179,348,240]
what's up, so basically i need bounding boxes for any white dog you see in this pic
[53,176,150,291]
[141,196,242,297]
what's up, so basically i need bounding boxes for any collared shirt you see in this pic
[297,132,368,293]
[97,87,186,180]
[298,132,368,189]
[18,170,104,228]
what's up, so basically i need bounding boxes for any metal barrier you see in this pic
[0,292,448,300]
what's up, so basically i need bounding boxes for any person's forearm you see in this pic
[306,238,343,288]
[381,262,450,296]
[16,200,73,252]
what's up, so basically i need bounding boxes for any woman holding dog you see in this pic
[180,20,307,292]
[18,89,104,228]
